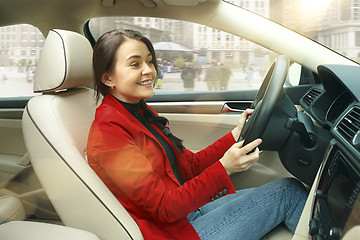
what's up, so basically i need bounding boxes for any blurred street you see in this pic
[0,67,263,98]
[0,66,35,97]
[155,68,263,92]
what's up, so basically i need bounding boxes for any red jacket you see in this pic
[87,94,236,239]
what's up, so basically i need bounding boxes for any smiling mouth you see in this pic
[137,80,153,86]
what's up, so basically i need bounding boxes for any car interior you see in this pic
[0,0,359,240]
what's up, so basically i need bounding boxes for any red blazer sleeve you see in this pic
[87,103,236,224]
[181,132,236,178]
[146,104,235,178]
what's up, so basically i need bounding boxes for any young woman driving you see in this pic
[87,29,307,240]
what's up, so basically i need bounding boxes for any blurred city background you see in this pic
[1,0,360,97]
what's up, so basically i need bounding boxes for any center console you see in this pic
[309,144,360,239]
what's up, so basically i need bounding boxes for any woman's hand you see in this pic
[231,109,253,141]
[220,138,262,175]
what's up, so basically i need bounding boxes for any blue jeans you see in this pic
[188,178,307,240]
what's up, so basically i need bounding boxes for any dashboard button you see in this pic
[329,227,342,239]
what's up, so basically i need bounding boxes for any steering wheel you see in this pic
[239,55,290,148]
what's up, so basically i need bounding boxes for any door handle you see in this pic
[221,102,252,113]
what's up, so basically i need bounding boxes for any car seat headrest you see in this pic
[33,29,94,93]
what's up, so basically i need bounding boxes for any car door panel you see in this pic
[0,116,29,187]
[0,102,59,220]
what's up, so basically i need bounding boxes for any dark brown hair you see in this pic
[92,29,158,103]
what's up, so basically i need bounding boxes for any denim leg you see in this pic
[188,178,307,240]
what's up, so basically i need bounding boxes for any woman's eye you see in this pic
[147,60,154,65]
[131,62,139,67]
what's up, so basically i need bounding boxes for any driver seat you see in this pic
[22,29,143,240]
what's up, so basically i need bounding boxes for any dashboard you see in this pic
[298,65,360,239]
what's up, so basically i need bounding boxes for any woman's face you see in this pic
[103,39,157,103]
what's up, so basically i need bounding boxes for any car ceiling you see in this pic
[0,0,221,35]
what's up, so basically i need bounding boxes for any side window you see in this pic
[89,17,277,93]
[0,24,44,98]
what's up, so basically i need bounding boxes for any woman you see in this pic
[87,29,307,240]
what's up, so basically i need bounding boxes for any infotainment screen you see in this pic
[326,160,355,222]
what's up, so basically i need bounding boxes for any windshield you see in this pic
[232,0,360,63]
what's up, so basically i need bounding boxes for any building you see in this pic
[316,0,360,61]
[0,24,44,67]
[270,0,360,62]
[89,17,163,42]
[89,1,271,67]
[193,0,271,67]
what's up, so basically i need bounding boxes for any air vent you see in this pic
[302,88,322,107]
[337,106,360,148]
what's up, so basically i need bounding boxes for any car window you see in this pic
[231,0,360,65]
[0,24,43,98]
[88,17,278,93]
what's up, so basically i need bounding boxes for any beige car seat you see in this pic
[22,29,143,240]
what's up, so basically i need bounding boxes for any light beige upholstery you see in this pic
[0,196,25,223]
[0,221,100,240]
[22,29,143,240]
[33,29,93,92]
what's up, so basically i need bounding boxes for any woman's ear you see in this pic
[101,72,113,88]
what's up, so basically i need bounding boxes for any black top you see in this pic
[116,98,184,185]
